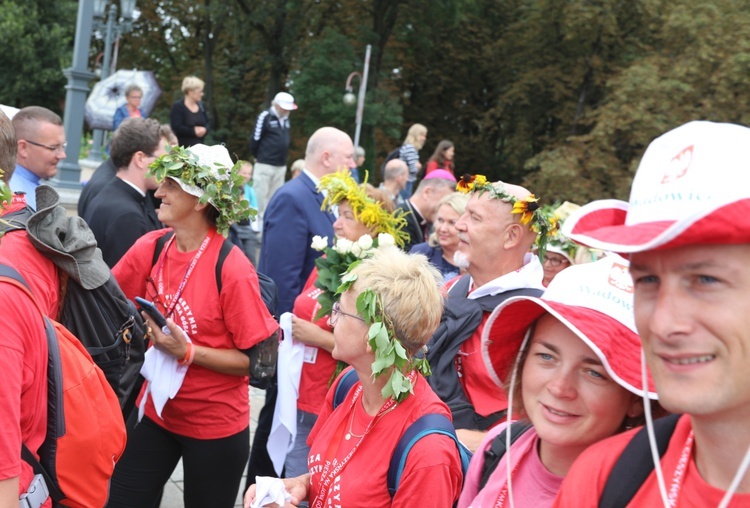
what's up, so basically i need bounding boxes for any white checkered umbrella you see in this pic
[84,69,162,130]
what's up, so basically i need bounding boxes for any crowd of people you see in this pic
[1,85,749,508]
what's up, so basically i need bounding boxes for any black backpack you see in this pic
[598,413,681,507]
[477,421,534,491]
[152,230,279,388]
[0,205,147,416]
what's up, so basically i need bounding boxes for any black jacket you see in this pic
[169,100,210,147]
[84,178,163,267]
[249,109,291,166]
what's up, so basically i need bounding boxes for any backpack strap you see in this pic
[151,230,174,267]
[478,421,534,491]
[598,413,682,508]
[387,413,472,498]
[0,206,32,234]
[151,230,232,293]
[215,236,233,294]
[332,369,359,410]
[0,264,66,504]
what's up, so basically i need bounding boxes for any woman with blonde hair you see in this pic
[280,171,409,481]
[398,123,427,198]
[247,247,464,507]
[410,192,468,283]
[169,76,210,147]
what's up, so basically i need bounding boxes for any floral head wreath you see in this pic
[457,174,558,259]
[537,204,577,262]
[148,145,254,235]
[318,170,409,247]
[337,268,431,403]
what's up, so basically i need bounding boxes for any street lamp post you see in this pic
[54,0,136,192]
[54,0,96,190]
[343,45,372,149]
[89,0,135,161]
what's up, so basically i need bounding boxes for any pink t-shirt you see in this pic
[459,421,563,508]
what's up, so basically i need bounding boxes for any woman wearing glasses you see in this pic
[113,84,146,131]
[246,247,464,507]
[280,170,408,481]
[108,143,278,508]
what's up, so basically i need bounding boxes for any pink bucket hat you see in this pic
[482,255,657,398]
[562,121,750,253]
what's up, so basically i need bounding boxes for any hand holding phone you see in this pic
[135,296,169,333]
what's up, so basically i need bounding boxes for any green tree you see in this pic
[0,0,77,112]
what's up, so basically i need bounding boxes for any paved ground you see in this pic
[160,386,267,508]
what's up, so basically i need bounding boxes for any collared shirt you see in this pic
[9,165,41,210]
[119,177,146,197]
[466,252,545,299]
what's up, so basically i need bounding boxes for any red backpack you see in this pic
[0,264,127,508]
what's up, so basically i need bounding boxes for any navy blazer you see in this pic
[259,172,335,315]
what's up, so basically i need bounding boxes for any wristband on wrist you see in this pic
[178,342,195,366]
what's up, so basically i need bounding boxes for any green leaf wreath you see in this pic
[338,271,431,403]
[147,145,254,235]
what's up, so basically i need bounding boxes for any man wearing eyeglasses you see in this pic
[10,106,65,210]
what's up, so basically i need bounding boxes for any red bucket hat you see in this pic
[561,121,750,253]
[482,255,657,398]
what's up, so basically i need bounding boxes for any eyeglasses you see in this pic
[129,95,143,100]
[24,139,67,153]
[543,256,570,267]
[330,301,365,326]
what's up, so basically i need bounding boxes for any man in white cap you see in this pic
[249,91,297,218]
[554,121,750,506]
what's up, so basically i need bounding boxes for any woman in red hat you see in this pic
[458,255,662,508]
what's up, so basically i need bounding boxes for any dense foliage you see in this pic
[3,0,749,203]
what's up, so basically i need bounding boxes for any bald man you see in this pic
[426,180,546,451]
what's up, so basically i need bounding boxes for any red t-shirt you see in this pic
[443,277,509,419]
[306,370,463,508]
[294,268,337,415]
[553,415,750,507]
[113,228,279,439]
[0,281,49,502]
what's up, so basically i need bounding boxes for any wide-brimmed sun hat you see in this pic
[149,144,253,235]
[166,143,233,201]
[561,121,750,253]
[482,254,657,398]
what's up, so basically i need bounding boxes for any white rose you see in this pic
[311,235,328,251]
[357,234,374,250]
[351,242,363,258]
[378,233,395,247]
[334,238,353,254]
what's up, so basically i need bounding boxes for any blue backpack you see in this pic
[333,368,472,497]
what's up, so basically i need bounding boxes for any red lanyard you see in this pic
[311,385,398,508]
[154,231,213,318]
[667,430,694,506]
[492,460,520,508]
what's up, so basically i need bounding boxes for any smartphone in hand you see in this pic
[135,297,168,329]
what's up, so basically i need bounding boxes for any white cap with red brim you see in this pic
[482,254,658,399]
[561,121,750,253]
